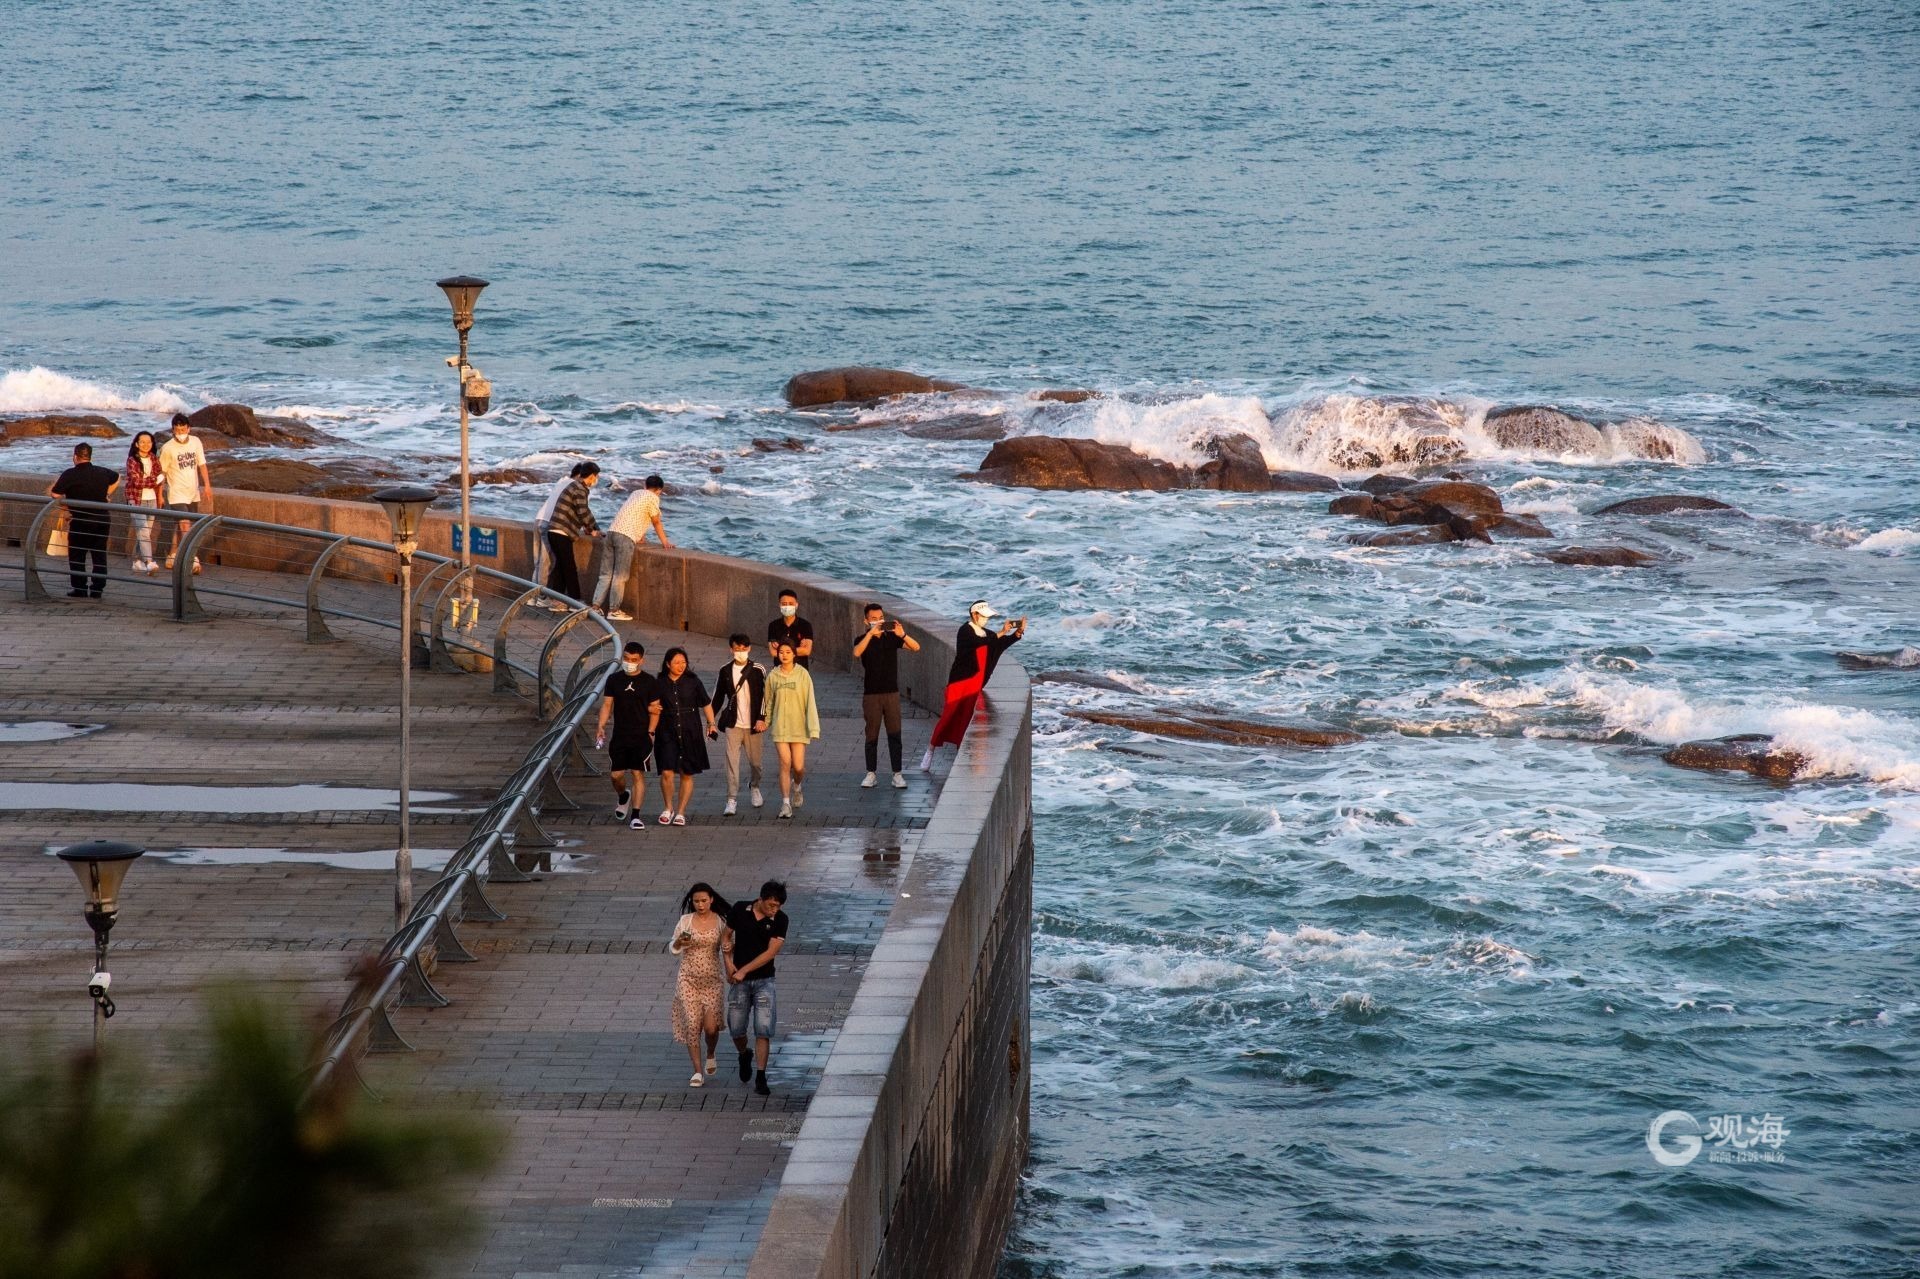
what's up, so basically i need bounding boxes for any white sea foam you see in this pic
[0,366,187,415]
[1258,925,1411,971]
[1853,527,1920,555]
[1034,949,1251,990]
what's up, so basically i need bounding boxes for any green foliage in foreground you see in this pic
[0,995,500,1279]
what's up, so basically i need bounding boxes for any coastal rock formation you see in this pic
[1593,494,1739,517]
[186,403,335,449]
[1483,405,1606,454]
[217,456,406,501]
[1033,388,1100,404]
[1542,545,1657,567]
[1333,476,1546,546]
[1490,513,1553,539]
[1837,647,1920,670]
[750,436,809,452]
[1033,670,1135,693]
[965,434,1279,493]
[1664,735,1808,781]
[901,415,1010,441]
[783,366,968,408]
[0,414,125,443]
[1353,524,1457,548]
[1194,433,1271,492]
[1069,709,1361,749]
[1268,470,1341,492]
[464,466,550,485]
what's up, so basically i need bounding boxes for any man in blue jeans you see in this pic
[724,879,789,1096]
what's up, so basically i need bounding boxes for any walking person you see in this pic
[713,633,767,815]
[158,412,212,574]
[653,646,717,826]
[593,473,671,622]
[921,601,1026,771]
[723,880,789,1096]
[763,641,820,819]
[669,882,731,1087]
[766,589,814,668]
[531,463,586,596]
[594,641,662,830]
[47,443,119,599]
[123,431,164,574]
[853,603,920,789]
[545,461,601,605]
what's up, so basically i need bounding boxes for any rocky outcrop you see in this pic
[1490,513,1553,539]
[1269,470,1341,493]
[1593,494,1739,517]
[1353,524,1457,548]
[463,466,550,485]
[184,403,336,449]
[1,414,125,443]
[1664,735,1808,781]
[1069,709,1361,749]
[901,415,1009,441]
[965,433,1277,493]
[1033,670,1135,693]
[750,436,808,452]
[1194,433,1271,492]
[1333,477,1546,547]
[1483,405,1606,454]
[1032,388,1099,404]
[1837,647,1920,670]
[783,367,968,408]
[217,457,407,501]
[1542,545,1657,567]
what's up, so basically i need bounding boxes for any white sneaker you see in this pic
[750,787,763,808]
[608,610,633,621]
[793,782,804,808]
[892,772,908,788]
[779,800,792,819]
[919,748,934,772]
[724,797,737,816]
[861,771,877,788]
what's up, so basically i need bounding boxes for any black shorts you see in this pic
[608,736,652,772]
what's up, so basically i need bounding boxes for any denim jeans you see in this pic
[592,531,636,612]
[726,977,777,1040]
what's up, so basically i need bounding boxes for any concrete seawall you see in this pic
[0,471,1032,1279]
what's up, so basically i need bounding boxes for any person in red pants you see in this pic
[920,601,1026,771]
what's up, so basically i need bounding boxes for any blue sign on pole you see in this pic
[451,524,499,557]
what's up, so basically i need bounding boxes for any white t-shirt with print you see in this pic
[158,435,208,503]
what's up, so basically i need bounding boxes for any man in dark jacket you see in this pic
[714,633,768,815]
[48,443,120,599]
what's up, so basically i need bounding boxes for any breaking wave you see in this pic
[0,366,188,415]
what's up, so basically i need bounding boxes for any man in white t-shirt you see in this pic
[157,413,212,575]
[531,464,584,602]
[592,473,671,621]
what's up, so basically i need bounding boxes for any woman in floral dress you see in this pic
[668,881,730,1085]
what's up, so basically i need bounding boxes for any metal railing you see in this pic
[0,491,618,1099]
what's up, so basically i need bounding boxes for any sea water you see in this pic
[4,2,1917,1275]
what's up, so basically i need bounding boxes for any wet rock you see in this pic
[1483,405,1606,454]
[1542,545,1657,567]
[1328,494,1381,519]
[1836,646,1920,670]
[1032,388,1100,404]
[462,466,550,485]
[1,414,125,443]
[1664,735,1809,782]
[1489,513,1553,539]
[750,436,809,452]
[965,436,1183,491]
[217,456,405,501]
[1593,494,1740,517]
[1033,670,1135,693]
[1269,470,1341,492]
[185,403,333,448]
[783,366,968,408]
[1068,709,1361,749]
[1193,433,1271,492]
[1351,524,1457,547]
[900,415,1009,441]
[1358,474,1420,496]
[1400,479,1503,518]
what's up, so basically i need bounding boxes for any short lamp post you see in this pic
[54,840,145,1050]
[435,275,491,632]
[373,484,438,930]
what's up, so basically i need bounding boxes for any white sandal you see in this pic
[690,1072,704,1087]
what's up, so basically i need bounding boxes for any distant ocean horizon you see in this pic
[6,1,1917,1275]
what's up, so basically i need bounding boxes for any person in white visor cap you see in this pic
[920,600,1026,771]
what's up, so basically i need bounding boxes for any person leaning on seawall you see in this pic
[593,472,670,622]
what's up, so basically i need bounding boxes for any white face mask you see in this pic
[622,660,642,673]
[732,651,749,664]
[779,604,797,618]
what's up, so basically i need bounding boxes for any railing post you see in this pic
[20,500,56,603]
[427,564,475,673]
[304,536,352,643]
[171,514,224,623]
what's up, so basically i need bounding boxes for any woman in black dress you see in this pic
[654,646,718,826]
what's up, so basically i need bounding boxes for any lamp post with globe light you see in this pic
[436,275,491,631]
[54,840,145,1049]
[373,484,437,929]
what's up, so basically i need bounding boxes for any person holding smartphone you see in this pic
[921,601,1026,771]
[852,602,920,788]
[668,881,730,1087]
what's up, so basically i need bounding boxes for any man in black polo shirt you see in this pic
[48,443,120,599]
[852,602,921,789]
[766,588,814,669]
[593,641,662,830]
[724,879,790,1096]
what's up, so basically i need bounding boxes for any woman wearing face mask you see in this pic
[763,640,820,819]
[921,601,1026,771]
[123,431,164,574]
[668,881,731,1086]
[654,646,717,826]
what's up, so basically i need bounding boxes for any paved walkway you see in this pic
[0,565,942,1278]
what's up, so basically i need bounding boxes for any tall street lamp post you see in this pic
[373,484,438,929]
[435,275,490,631]
[54,840,146,1050]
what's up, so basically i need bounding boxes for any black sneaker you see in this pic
[737,1049,753,1083]
[754,1069,770,1097]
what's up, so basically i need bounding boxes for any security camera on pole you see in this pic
[435,275,492,631]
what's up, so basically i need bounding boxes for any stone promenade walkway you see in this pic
[0,567,941,1278]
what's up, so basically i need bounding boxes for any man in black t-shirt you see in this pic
[852,601,921,788]
[594,641,662,830]
[48,443,120,599]
[724,879,790,1096]
[766,588,814,669]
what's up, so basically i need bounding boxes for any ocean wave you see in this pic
[1852,527,1920,555]
[0,366,188,415]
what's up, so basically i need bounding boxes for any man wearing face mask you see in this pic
[713,632,768,815]
[766,588,814,669]
[595,640,663,830]
[920,601,1026,772]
